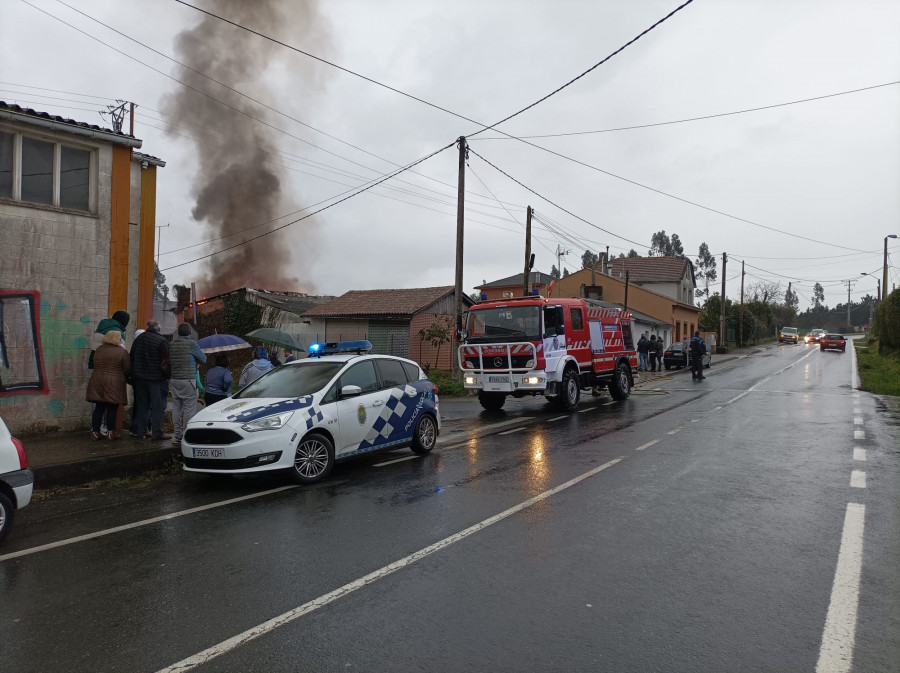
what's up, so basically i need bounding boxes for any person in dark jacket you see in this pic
[85,330,131,440]
[637,334,650,372]
[129,320,171,440]
[169,323,207,444]
[653,334,664,371]
[204,354,233,406]
[690,331,707,380]
[89,310,129,369]
[648,335,658,372]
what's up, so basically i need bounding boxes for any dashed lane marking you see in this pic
[154,456,626,673]
[853,430,866,441]
[602,401,617,406]
[635,439,659,451]
[815,503,865,673]
[578,408,593,413]
[667,427,682,435]
[547,415,568,422]
[853,448,866,462]
[373,455,419,467]
[853,417,863,426]
[850,471,866,489]
[499,427,526,435]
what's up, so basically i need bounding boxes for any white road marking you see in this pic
[667,427,682,435]
[602,401,617,406]
[853,417,863,426]
[577,408,593,413]
[850,340,859,390]
[815,503,865,673]
[373,455,419,467]
[715,406,722,411]
[0,485,298,562]
[635,439,659,451]
[850,471,866,489]
[853,448,866,462]
[155,457,626,673]
[547,415,568,422]
[499,427,526,435]
[726,392,749,404]
[690,418,700,423]
[853,430,866,441]
[852,407,861,415]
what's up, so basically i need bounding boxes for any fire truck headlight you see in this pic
[524,376,542,385]
[464,376,477,385]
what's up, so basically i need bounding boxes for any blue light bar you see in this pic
[308,340,373,356]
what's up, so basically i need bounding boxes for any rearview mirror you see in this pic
[340,384,363,398]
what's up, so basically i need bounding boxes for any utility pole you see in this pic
[523,206,532,297]
[720,252,727,350]
[847,279,851,329]
[452,136,467,380]
[129,102,136,136]
[740,260,745,348]
[623,270,630,312]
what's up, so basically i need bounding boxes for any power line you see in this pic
[477,81,900,140]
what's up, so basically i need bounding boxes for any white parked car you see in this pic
[0,415,34,544]
[181,341,441,484]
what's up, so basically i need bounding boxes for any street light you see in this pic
[885,234,898,300]
[860,272,881,302]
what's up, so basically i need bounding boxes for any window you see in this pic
[375,359,408,389]
[570,308,583,330]
[400,361,421,383]
[0,130,94,212]
[340,361,378,394]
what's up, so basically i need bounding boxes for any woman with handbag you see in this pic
[85,330,131,440]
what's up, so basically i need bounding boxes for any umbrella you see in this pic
[245,328,303,351]
[197,333,252,354]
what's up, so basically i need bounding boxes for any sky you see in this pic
[1,0,899,309]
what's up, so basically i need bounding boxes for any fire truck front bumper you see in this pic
[462,371,548,393]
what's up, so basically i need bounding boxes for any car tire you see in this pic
[410,414,437,454]
[478,391,506,411]
[608,360,631,400]
[820,345,825,351]
[291,432,335,484]
[664,363,671,370]
[555,367,581,411]
[0,491,14,544]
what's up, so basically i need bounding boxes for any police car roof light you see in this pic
[308,340,373,356]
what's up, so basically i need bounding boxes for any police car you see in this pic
[181,341,440,484]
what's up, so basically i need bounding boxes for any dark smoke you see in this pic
[162,1,329,296]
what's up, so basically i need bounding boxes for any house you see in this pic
[0,101,163,433]
[475,271,554,300]
[607,256,696,305]
[301,286,475,369]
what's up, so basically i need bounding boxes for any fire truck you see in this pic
[458,296,637,411]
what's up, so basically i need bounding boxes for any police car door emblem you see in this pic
[357,403,367,425]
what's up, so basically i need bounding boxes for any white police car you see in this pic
[181,341,440,484]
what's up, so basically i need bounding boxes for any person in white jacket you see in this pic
[239,346,274,388]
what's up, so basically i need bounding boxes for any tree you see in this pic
[550,264,561,280]
[562,267,570,277]
[785,285,799,312]
[153,262,169,301]
[670,234,684,258]
[694,242,717,299]
[581,250,599,270]
[627,249,639,258]
[421,318,453,370]
[813,283,825,308]
[649,231,685,258]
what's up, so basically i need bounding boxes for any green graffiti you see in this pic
[72,336,89,348]
[46,399,65,414]
[41,299,51,315]
[81,315,91,323]
[57,300,68,312]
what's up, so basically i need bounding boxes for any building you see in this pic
[301,286,475,370]
[607,256,696,305]
[0,102,163,433]
[475,271,554,300]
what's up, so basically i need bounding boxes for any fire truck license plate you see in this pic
[488,376,510,383]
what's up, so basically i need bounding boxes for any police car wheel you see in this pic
[0,492,14,544]
[411,414,437,454]
[291,433,334,484]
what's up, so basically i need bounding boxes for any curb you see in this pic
[32,445,181,489]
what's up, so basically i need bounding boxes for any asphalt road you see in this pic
[1,341,897,673]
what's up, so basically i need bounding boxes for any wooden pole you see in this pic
[523,206,532,297]
[452,137,466,379]
[719,252,727,349]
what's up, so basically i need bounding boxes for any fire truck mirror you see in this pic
[555,326,565,336]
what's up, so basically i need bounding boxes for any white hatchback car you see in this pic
[0,415,34,544]
[182,341,440,484]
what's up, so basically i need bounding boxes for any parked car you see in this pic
[0,415,34,544]
[663,340,711,370]
[181,341,440,484]
[779,327,799,343]
[820,333,846,352]
[804,329,826,344]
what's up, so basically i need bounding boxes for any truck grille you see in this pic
[466,355,534,370]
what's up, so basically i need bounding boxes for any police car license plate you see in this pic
[488,376,509,383]
[192,448,224,458]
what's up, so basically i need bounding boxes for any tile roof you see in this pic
[608,256,694,284]
[477,271,554,288]
[0,100,140,147]
[302,286,462,318]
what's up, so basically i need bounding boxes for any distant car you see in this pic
[0,415,34,544]
[663,340,710,370]
[820,333,846,352]
[779,327,799,343]
[804,329,826,344]
[181,341,440,484]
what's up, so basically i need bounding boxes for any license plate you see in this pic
[192,448,224,458]
[488,376,509,383]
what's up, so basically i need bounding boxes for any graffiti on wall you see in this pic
[0,290,49,397]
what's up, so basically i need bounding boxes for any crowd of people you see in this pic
[636,333,664,372]
[84,311,293,444]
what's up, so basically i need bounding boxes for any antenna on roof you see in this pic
[101,100,137,134]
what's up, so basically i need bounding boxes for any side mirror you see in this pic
[458,329,468,341]
[340,384,363,398]
[555,326,565,336]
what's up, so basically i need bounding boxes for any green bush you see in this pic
[873,289,900,353]
[425,369,466,397]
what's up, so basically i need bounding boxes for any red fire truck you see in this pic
[458,296,638,411]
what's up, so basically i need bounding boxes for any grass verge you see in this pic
[854,336,900,396]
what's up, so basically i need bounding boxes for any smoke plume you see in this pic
[162,1,330,296]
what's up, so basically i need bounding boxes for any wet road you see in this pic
[2,341,898,672]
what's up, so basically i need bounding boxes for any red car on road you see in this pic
[819,333,846,352]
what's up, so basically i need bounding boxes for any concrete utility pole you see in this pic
[740,260,745,348]
[720,252,727,349]
[624,270,630,312]
[886,234,898,299]
[847,279,852,329]
[523,206,532,297]
[452,136,467,380]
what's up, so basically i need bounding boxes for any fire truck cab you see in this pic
[458,296,637,411]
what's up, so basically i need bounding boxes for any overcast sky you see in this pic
[2,0,899,308]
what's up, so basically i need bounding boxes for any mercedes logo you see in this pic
[493,357,503,367]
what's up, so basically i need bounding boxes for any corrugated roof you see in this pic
[608,257,694,284]
[477,271,554,288]
[0,100,141,147]
[302,286,460,318]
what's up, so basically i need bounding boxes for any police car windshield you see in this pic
[234,361,344,399]
[466,306,540,343]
